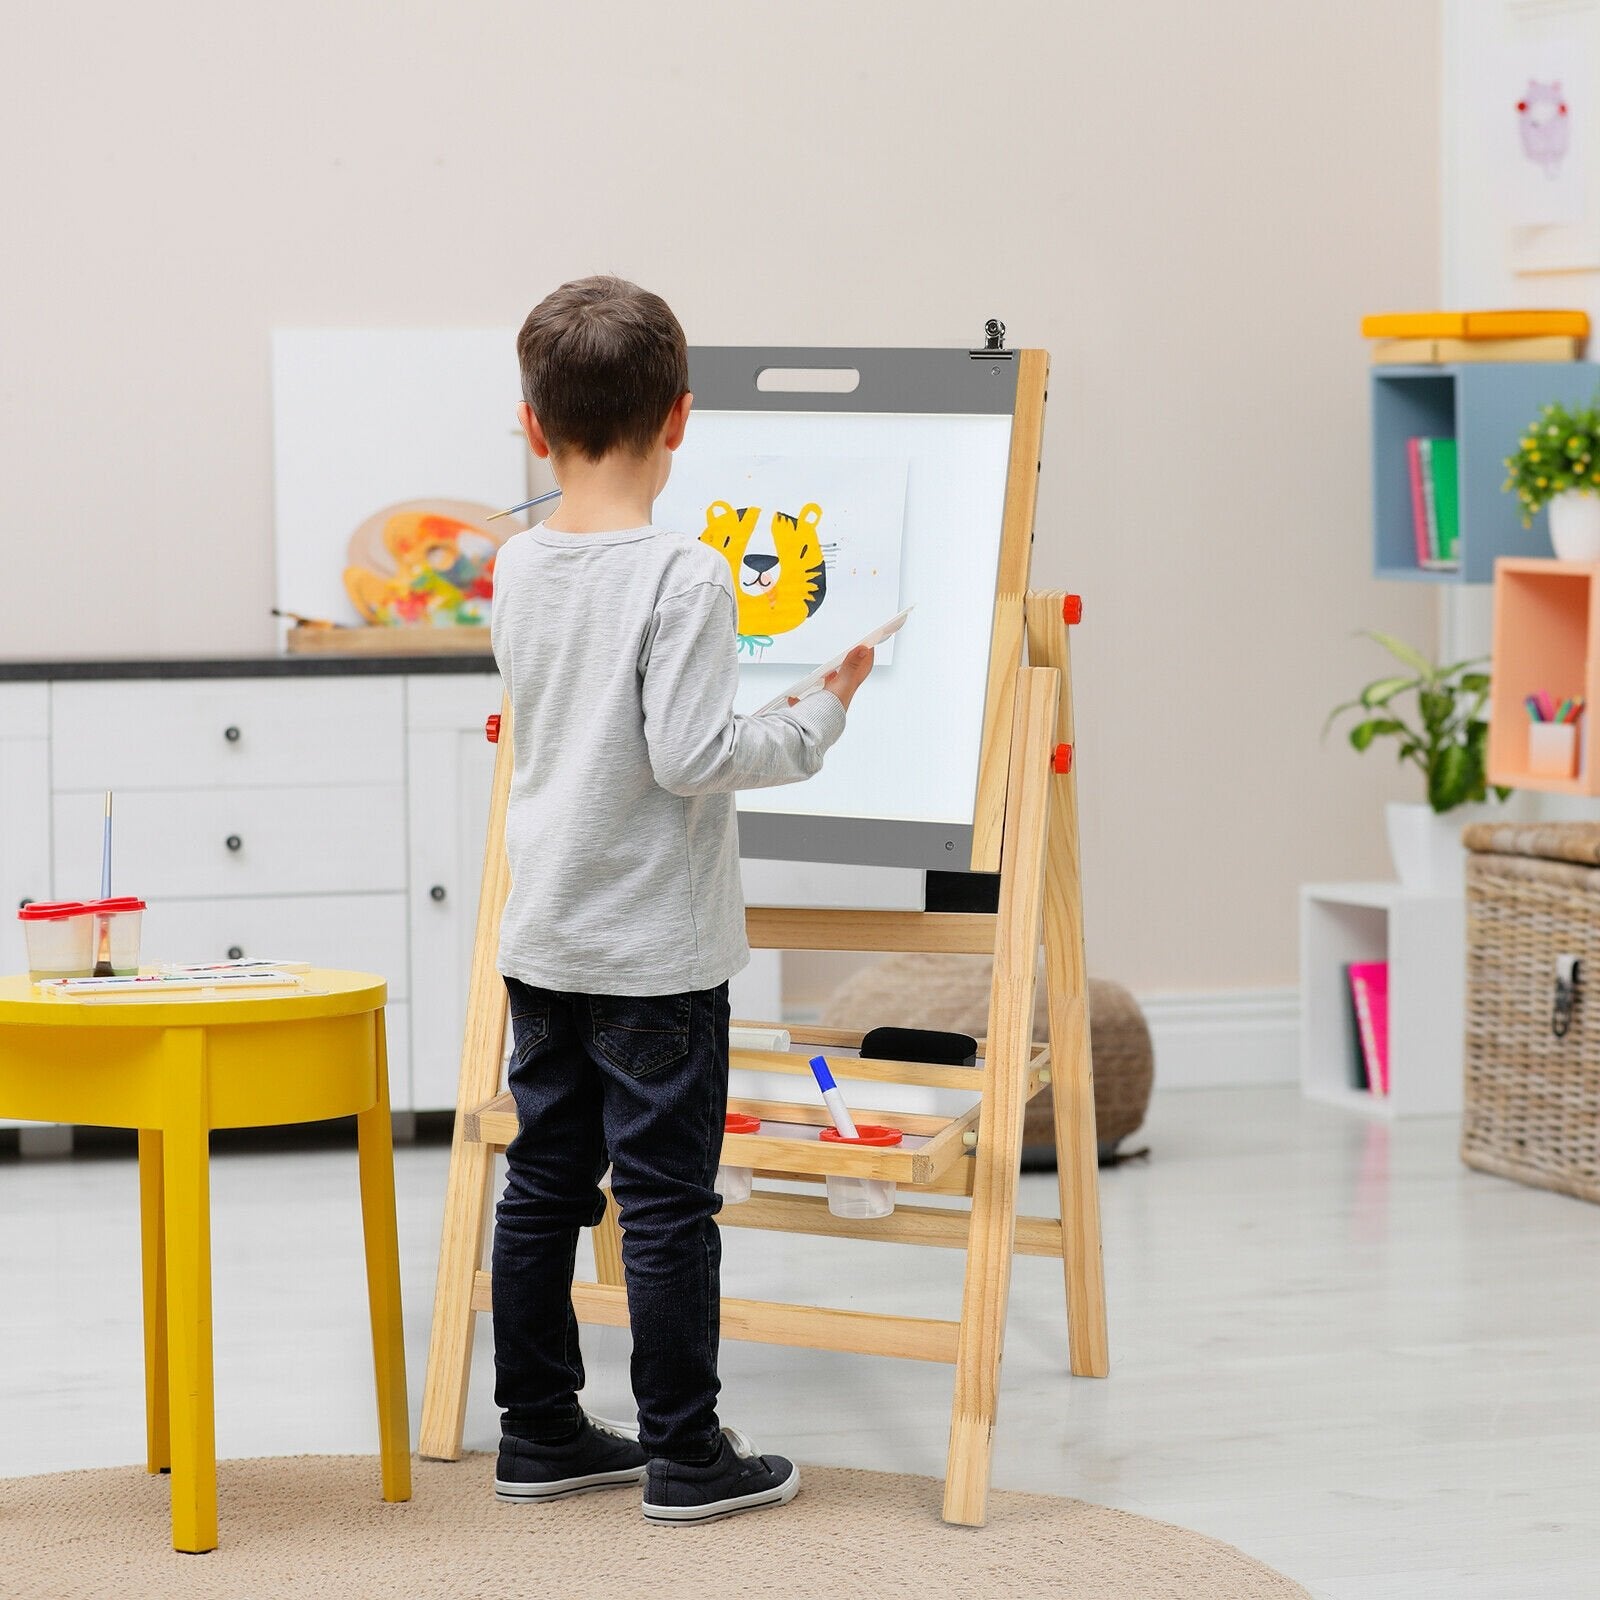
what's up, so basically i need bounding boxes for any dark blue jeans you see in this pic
[492,976,730,1463]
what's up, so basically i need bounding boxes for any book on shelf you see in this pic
[1406,438,1431,566]
[1347,961,1390,1096]
[1362,309,1590,340]
[1341,962,1367,1090]
[1419,440,1440,565]
[1406,436,1460,570]
[1430,437,1459,564]
[1370,334,1579,365]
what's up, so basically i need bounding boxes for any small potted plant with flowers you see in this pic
[1504,392,1600,559]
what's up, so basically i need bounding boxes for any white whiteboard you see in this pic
[663,409,1013,830]
[272,330,525,625]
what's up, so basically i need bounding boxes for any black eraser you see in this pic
[860,1026,978,1067]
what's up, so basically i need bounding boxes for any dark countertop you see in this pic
[0,654,500,682]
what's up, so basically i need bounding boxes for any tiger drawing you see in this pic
[698,500,828,640]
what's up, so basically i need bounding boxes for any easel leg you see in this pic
[1044,937,1108,1376]
[1027,593,1109,1378]
[358,1012,412,1501]
[418,1137,496,1461]
[592,1189,625,1289]
[138,1129,170,1475]
[419,700,516,1462]
[162,1030,217,1554]
[944,669,1057,1526]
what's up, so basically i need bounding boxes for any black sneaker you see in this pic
[494,1413,648,1502]
[642,1426,800,1523]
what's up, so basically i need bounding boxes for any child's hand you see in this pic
[823,645,874,712]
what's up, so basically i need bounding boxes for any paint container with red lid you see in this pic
[819,1123,902,1219]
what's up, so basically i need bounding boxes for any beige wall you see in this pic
[1,1,1438,991]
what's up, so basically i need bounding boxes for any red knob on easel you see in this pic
[485,713,502,745]
[1063,595,1083,625]
[1053,743,1073,774]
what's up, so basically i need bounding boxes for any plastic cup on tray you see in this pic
[716,1111,762,1204]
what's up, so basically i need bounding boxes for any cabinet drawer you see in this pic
[141,894,409,1000]
[51,678,403,792]
[405,672,501,732]
[53,786,406,899]
[0,684,49,741]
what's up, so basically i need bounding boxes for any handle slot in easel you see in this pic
[755,366,861,394]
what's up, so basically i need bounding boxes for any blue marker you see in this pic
[808,1055,860,1140]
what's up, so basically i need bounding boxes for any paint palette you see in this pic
[342,499,509,627]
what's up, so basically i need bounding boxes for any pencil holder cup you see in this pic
[825,1175,896,1219]
[820,1123,902,1220]
[1529,721,1580,780]
[717,1112,761,1205]
[18,901,95,982]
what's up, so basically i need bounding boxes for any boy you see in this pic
[488,276,872,1523]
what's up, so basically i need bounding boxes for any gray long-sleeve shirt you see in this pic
[490,523,847,996]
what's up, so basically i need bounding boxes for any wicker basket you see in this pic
[1462,821,1600,1204]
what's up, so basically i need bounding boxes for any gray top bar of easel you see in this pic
[687,347,1020,415]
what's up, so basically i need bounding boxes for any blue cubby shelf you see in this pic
[1371,361,1600,584]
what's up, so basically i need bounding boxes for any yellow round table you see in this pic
[0,969,411,1552]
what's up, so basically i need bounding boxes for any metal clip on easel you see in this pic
[1553,953,1581,1038]
[970,318,1013,359]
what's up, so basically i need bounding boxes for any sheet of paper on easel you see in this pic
[754,606,913,717]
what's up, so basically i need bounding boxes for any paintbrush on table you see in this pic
[93,791,114,976]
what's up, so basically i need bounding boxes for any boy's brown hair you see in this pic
[516,276,688,461]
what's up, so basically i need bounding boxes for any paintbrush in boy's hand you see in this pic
[487,487,563,522]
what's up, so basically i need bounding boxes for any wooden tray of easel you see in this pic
[417,348,1107,1527]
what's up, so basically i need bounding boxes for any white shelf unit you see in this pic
[1299,882,1465,1118]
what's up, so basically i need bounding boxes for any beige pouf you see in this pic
[820,953,1155,1162]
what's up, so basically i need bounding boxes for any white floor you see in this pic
[2,1087,1598,1598]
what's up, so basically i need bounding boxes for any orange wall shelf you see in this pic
[1487,558,1600,794]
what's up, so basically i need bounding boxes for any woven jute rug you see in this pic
[0,1453,1311,1599]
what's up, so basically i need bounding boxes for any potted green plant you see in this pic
[1504,393,1600,560]
[1325,632,1511,893]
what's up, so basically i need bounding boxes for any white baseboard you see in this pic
[1137,987,1300,1091]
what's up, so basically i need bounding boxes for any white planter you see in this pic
[1385,801,1499,897]
[1548,490,1600,561]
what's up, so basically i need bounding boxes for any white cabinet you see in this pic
[405,678,500,1110]
[53,785,408,899]
[143,894,409,997]
[50,679,404,791]
[4,666,500,1115]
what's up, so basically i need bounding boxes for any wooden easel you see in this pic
[418,351,1108,1525]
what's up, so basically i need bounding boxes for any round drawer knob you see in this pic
[224,726,241,743]
[225,835,242,853]
[226,945,244,961]
[430,884,447,902]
